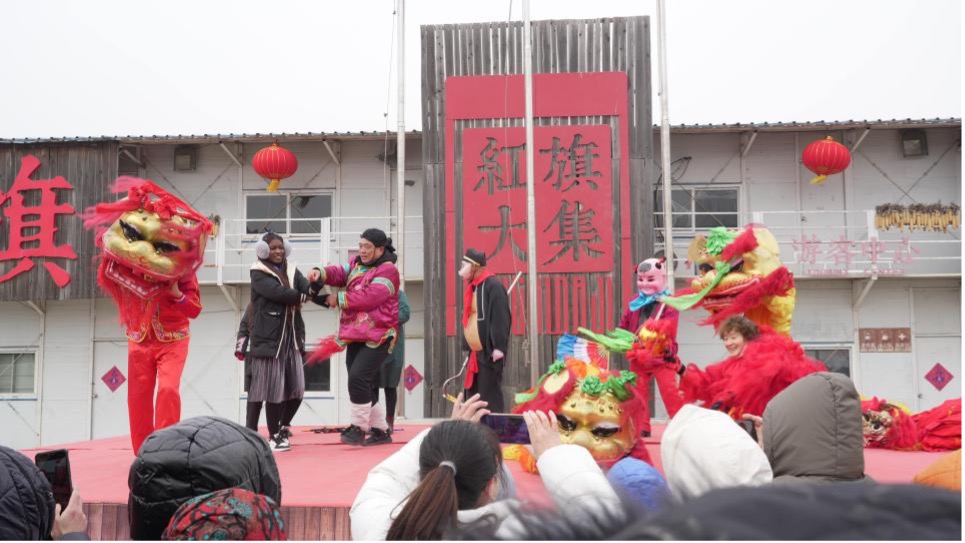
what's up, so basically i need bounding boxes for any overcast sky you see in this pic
[1,0,960,138]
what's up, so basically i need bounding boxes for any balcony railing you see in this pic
[655,209,961,278]
[197,216,425,285]
[197,209,960,286]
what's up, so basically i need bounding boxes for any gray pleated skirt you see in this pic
[248,333,305,404]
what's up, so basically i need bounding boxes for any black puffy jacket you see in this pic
[249,260,326,359]
[127,417,282,540]
[0,444,56,540]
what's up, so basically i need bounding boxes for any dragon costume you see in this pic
[84,177,213,452]
[862,397,961,452]
[506,359,651,473]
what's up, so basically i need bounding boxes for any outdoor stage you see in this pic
[21,423,946,540]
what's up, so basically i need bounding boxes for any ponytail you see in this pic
[387,466,459,540]
[386,420,502,540]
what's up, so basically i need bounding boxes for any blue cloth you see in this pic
[628,288,671,312]
[607,457,671,512]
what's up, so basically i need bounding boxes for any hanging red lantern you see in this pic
[252,143,298,192]
[801,136,851,186]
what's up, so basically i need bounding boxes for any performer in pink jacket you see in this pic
[310,228,400,447]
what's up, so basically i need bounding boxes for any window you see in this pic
[804,347,851,377]
[245,193,333,236]
[0,352,36,394]
[654,186,739,232]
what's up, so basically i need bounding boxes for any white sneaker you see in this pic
[270,434,290,452]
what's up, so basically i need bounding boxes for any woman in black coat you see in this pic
[248,232,325,451]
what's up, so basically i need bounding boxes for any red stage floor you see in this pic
[21,423,946,539]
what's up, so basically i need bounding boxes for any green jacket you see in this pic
[380,291,410,388]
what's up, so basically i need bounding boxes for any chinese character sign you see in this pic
[462,125,613,274]
[0,155,76,287]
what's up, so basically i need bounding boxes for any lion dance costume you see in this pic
[505,359,651,473]
[84,178,213,452]
[862,397,961,452]
[654,225,824,418]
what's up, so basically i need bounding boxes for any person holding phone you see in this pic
[350,393,622,540]
[0,445,88,540]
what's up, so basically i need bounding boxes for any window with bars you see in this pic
[654,186,740,233]
[0,352,36,394]
[804,347,851,377]
[245,193,333,236]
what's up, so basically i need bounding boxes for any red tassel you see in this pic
[720,227,760,262]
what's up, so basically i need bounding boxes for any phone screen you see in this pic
[480,414,530,444]
[35,449,72,510]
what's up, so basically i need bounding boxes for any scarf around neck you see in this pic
[629,288,671,312]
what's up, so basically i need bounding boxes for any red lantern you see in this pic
[252,143,298,192]
[801,136,851,186]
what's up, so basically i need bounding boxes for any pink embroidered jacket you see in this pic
[316,260,400,347]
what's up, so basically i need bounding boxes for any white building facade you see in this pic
[0,120,960,449]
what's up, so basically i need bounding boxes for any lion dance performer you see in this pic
[84,178,213,452]
[651,225,824,418]
[505,359,651,473]
[862,397,961,452]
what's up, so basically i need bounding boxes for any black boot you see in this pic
[340,425,366,446]
[364,427,393,446]
[386,415,395,435]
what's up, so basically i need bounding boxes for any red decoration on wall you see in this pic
[403,364,424,392]
[101,365,127,393]
[802,136,851,186]
[252,143,298,193]
[925,363,954,392]
[0,155,77,287]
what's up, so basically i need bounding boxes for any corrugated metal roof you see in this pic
[0,118,959,144]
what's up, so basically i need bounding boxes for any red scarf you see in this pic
[462,269,495,390]
[462,270,496,327]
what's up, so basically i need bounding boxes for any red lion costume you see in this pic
[84,178,213,452]
[862,397,961,452]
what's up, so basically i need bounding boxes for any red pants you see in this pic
[128,338,189,453]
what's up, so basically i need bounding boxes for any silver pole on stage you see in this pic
[395,0,407,418]
[656,0,675,292]
[522,0,541,385]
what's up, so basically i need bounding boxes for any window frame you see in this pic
[803,344,853,377]
[243,190,335,240]
[654,184,742,236]
[0,349,38,398]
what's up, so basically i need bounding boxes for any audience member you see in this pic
[350,393,621,540]
[605,457,671,512]
[128,416,282,540]
[162,488,286,540]
[913,449,961,492]
[661,404,772,500]
[0,445,88,540]
[762,372,870,484]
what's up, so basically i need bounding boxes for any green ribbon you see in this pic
[661,260,733,311]
[577,327,637,354]
[706,227,738,255]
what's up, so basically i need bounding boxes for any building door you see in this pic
[91,340,132,440]
[912,288,961,411]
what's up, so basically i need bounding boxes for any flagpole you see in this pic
[522,0,541,384]
[656,0,675,291]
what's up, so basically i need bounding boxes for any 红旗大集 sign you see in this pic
[0,155,77,287]
[462,125,614,274]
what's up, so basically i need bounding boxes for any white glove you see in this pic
[492,349,505,362]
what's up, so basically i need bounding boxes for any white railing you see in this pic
[198,216,425,285]
[655,209,961,278]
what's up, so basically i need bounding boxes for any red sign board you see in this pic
[462,125,613,274]
[444,72,633,336]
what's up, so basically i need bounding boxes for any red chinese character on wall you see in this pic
[0,155,77,287]
[462,125,613,274]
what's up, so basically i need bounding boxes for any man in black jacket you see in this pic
[460,248,512,413]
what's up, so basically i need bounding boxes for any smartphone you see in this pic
[35,449,73,510]
[737,420,758,443]
[480,414,530,444]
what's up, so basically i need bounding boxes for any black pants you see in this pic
[346,342,390,405]
[465,354,505,413]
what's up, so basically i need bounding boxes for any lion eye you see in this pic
[153,241,180,254]
[591,425,620,438]
[120,220,144,242]
[557,414,577,432]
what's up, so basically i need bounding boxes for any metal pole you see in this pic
[395,0,407,419]
[523,0,541,385]
[656,0,675,292]
[396,0,406,292]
